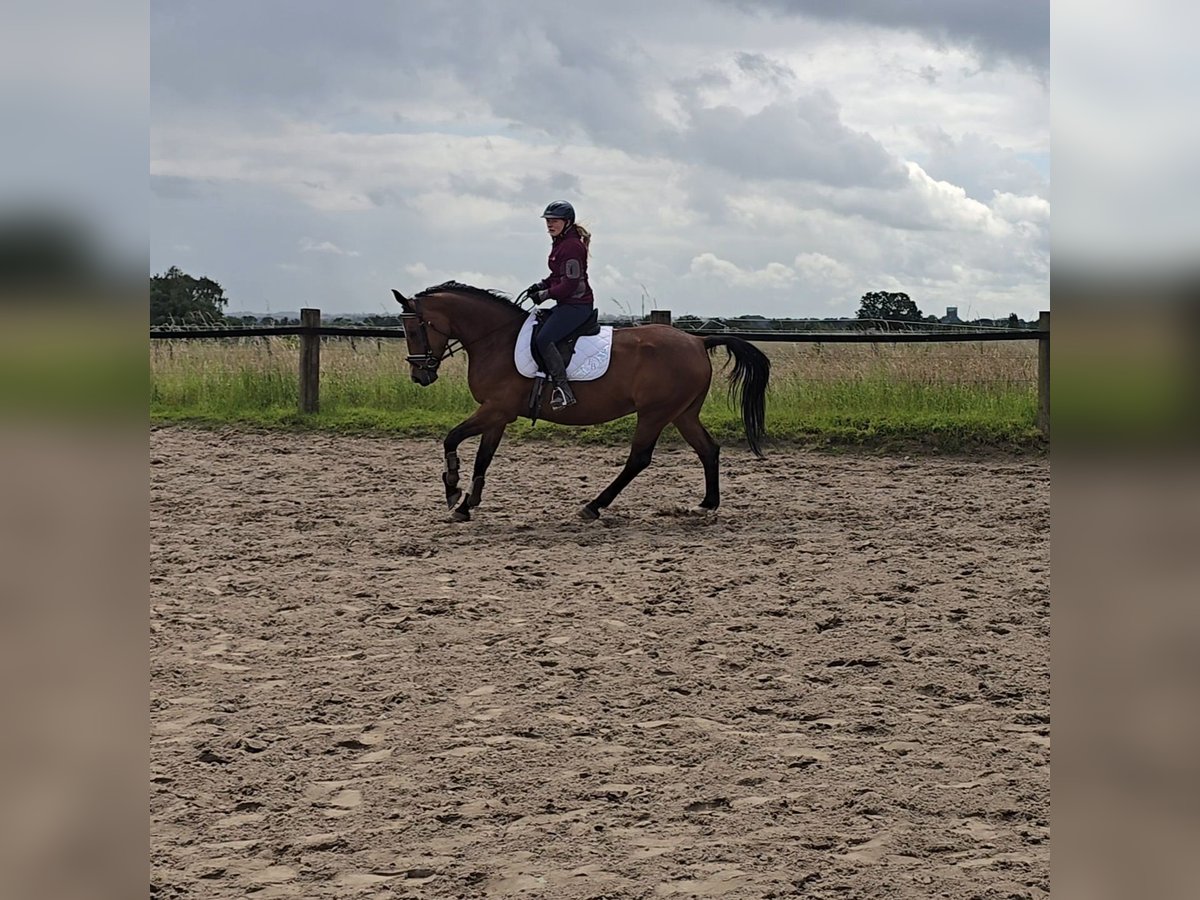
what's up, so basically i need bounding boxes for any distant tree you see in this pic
[856,291,924,323]
[1007,313,1021,329]
[150,266,228,325]
[364,314,402,327]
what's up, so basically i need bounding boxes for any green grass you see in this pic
[150,338,1041,452]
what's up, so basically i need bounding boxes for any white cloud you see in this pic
[687,253,798,289]
[816,162,1015,237]
[901,162,1011,236]
[400,261,522,295]
[794,252,855,285]
[991,191,1050,224]
[591,263,628,296]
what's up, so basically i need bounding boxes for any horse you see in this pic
[391,281,769,522]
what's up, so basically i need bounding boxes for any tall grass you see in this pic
[150,335,1041,451]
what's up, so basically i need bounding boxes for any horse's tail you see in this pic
[703,336,770,458]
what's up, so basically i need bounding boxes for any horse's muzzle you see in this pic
[412,368,438,386]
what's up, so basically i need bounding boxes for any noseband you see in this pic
[401,299,460,371]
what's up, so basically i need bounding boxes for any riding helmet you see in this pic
[540,200,575,224]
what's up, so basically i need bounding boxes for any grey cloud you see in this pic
[918,128,1048,203]
[822,190,947,233]
[679,92,907,188]
[545,171,583,194]
[153,1,674,154]
[669,68,733,110]
[447,172,583,205]
[679,169,744,225]
[494,23,671,153]
[734,52,796,85]
[151,2,1000,194]
[151,0,409,108]
[730,0,1048,71]
[365,187,411,209]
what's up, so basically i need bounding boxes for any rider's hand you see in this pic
[525,283,548,303]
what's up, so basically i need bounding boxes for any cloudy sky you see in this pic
[150,1,1048,320]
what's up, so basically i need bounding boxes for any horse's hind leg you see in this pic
[581,414,665,520]
[674,402,721,510]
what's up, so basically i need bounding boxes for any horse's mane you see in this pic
[415,280,523,313]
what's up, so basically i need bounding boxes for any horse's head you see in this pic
[392,289,452,386]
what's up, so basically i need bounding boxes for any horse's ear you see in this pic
[391,289,409,310]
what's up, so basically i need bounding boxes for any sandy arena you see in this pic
[151,426,1049,899]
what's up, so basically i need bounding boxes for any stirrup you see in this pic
[550,384,576,410]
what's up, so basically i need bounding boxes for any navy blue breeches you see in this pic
[534,304,595,353]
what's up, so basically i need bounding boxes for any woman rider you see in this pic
[522,200,594,411]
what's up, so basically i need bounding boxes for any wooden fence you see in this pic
[151,308,1051,436]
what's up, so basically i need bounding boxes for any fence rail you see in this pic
[151,307,1050,434]
[150,325,409,339]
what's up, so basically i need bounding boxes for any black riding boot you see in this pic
[540,342,577,410]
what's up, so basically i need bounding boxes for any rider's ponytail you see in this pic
[574,223,591,256]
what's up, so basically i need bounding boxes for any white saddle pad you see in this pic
[514,312,613,381]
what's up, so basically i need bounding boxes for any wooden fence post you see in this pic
[649,309,672,326]
[299,308,321,414]
[1037,310,1049,437]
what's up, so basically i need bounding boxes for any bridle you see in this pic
[400,298,462,372]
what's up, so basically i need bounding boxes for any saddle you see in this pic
[528,307,601,421]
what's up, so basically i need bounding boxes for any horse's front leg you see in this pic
[442,414,487,510]
[451,424,508,522]
[442,408,512,521]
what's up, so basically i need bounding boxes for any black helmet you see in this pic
[541,200,575,224]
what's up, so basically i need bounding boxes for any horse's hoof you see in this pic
[579,505,600,520]
[699,500,720,511]
[445,490,463,509]
[450,509,470,523]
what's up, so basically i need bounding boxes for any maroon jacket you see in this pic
[539,226,594,306]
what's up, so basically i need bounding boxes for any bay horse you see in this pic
[392,282,769,521]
